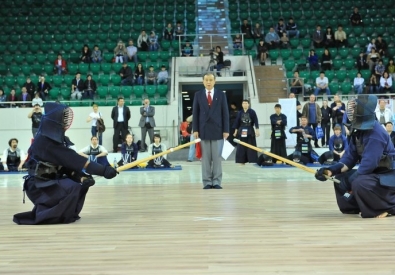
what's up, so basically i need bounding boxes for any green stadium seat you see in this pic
[103,52,114,63]
[344,59,355,70]
[49,88,61,100]
[97,86,108,99]
[292,49,303,59]
[78,63,89,75]
[300,38,311,49]
[269,50,279,62]
[52,75,63,87]
[329,82,339,94]
[289,39,300,49]
[99,75,111,86]
[338,48,350,59]
[145,86,156,96]
[90,63,101,74]
[280,49,292,60]
[112,63,122,73]
[336,70,347,82]
[111,75,121,85]
[31,64,43,75]
[66,64,78,75]
[133,86,144,97]
[283,60,295,71]
[14,54,24,64]
[157,85,168,96]
[120,86,133,98]
[234,49,243,56]
[16,76,26,87]
[4,76,16,87]
[137,52,148,62]
[101,63,112,74]
[109,86,121,99]
[340,82,352,95]
[9,65,20,76]
[244,39,255,50]
[21,65,31,76]
[332,59,343,70]
[43,64,54,75]
[3,55,13,64]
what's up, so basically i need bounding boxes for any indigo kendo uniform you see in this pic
[13,103,117,225]
[316,95,395,218]
[288,121,317,165]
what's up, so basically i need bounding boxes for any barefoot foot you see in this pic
[375,212,389,218]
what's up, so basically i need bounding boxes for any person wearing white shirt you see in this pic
[126,39,138,63]
[86,103,103,145]
[375,99,393,125]
[353,72,365,94]
[313,71,332,100]
[380,72,393,93]
[78,136,109,166]
[1,138,26,171]
[31,92,43,107]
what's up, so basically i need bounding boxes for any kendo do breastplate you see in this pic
[152,145,164,165]
[89,146,100,156]
[298,128,310,154]
[240,112,251,127]
[333,138,344,152]
[126,144,134,154]
[7,149,20,165]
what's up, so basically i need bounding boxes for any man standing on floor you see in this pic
[138,98,156,152]
[193,73,229,189]
[111,97,131,152]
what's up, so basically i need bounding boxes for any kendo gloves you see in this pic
[86,162,118,179]
[315,163,344,181]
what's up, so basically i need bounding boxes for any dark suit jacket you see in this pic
[18,93,32,107]
[192,88,229,140]
[139,105,156,127]
[71,78,85,91]
[36,82,52,92]
[111,105,131,128]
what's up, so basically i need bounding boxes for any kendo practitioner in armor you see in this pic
[316,95,395,218]
[288,116,317,164]
[270,104,287,162]
[233,100,260,164]
[318,124,348,164]
[0,138,26,171]
[13,102,118,225]
[147,134,173,168]
[78,136,110,166]
[118,133,138,167]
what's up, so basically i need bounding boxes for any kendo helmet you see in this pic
[346,94,377,130]
[38,102,74,143]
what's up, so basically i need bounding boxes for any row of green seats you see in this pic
[64,97,168,107]
[285,69,372,83]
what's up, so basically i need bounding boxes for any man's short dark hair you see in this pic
[385,122,393,126]
[242,99,250,104]
[117,97,124,102]
[320,71,325,74]
[8,138,18,146]
[91,136,98,140]
[202,72,216,80]
[153,134,161,141]
[275,104,281,109]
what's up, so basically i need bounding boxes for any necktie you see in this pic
[207,91,212,106]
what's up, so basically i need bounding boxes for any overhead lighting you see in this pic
[181,91,188,94]
[183,95,189,97]
[184,98,190,101]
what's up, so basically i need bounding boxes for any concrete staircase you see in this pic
[255,65,287,103]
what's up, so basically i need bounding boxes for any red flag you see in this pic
[195,142,202,159]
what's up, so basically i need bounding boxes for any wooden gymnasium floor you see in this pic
[1,162,395,275]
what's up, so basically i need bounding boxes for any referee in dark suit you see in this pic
[111,97,131,152]
[193,73,229,189]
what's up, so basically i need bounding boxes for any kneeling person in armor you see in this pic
[288,116,317,164]
[147,134,173,168]
[79,136,110,166]
[1,138,26,171]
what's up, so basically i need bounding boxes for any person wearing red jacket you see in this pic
[54,54,67,75]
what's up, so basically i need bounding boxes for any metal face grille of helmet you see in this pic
[63,107,74,130]
[346,98,356,122]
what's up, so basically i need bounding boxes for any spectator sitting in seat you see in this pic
[349,7,363,26]
[321,48,332,71]
[126,39,138,63]
[54,54,67,75]
[376,35,388,57]
[233,34,242,49]
[114,40,127,63]
[312,25,325,48]
[275,18,286,37]
[146,66,157,85]
[84,74,97,100]
[0,89,5,108]
[356,51,368,71]
[375,59,385,82]
[314,71,332,100]
[117,133,138,167]
[78,136,110,166]
[119,62,134,86]
[353,72,365,94]
[257,39,268,65]
[71,72,84,100]
[280,32,289,48]
[163,23,174,41]
[213,46,224,77]
[148,31,159,52]
[23,77,36,98]
[134,63,145,85]
[91,45,102,63]
[334,25,347,48]
[80,44,91,63]
[386,59,395,80]
[32,92,43,107]
[366,38,375,54]
[265,27,280,49]
[380,72,393,94]
[367,47,380,71]
[252,23,263,41]
[37,76,51,101]
[307,49,320,71]
[6,89,17,108]
[174,21,184,39]
[323,27,335,48]
[137,30,149,52]
[286,17,299,38]
[240,19,252,39]
[290,71,304,95]
[18,87,31,108]
[369,73,379,94]
[181,41,194,56]
[157,65,169,84]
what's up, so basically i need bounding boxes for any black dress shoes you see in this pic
[213,185,222,189]
[203,185,212,189]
